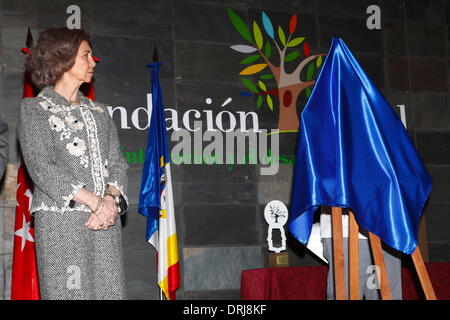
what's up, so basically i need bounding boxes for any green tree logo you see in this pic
[228,9,325,131]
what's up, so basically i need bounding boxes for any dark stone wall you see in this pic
[0,0,448,300]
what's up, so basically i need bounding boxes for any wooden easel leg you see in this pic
[332,207,346,300]
[368,232,393,300]
[411,246,437,300]
[348,210,359,300]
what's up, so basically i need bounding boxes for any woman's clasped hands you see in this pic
[85,195,119,231]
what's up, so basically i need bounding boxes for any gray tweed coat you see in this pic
[18,86,129,300]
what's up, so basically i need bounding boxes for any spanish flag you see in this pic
[11,28,40,300]
[138,61,180,300]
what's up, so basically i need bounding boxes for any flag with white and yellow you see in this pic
[138,59,180,300]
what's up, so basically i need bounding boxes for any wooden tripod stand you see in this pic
[331,207,437,300]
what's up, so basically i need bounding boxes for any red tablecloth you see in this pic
[241,262,450,300]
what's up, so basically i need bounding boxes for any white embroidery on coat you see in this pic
[64,115,84,131]
[57,112,83,141]
[32,202,91,214]
[40,100,60,113]
[80,108,105,196]
[49,115,65,132]
[65,137,85,156]
[65,137,88,168]
[42,93,90,163]
[31,183,87,215]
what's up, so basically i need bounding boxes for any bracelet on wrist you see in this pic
[93,196,103,216]
[104,191,120,205]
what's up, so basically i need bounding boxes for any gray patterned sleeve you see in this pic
[106,114,129,214]
[18,98,85,213]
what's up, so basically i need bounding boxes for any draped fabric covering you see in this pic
[288,38,432,255]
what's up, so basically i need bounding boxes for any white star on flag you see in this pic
[14,214,35,252]
[25,189,33,212]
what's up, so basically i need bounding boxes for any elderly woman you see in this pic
[18,27,129,300]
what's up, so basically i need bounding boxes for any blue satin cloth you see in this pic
[138,62,170,242]
[288,38,432,255]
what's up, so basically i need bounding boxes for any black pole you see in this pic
[26,27,33,48]
[153,46,159,63]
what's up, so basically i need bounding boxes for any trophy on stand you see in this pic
[264,200,289,267]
